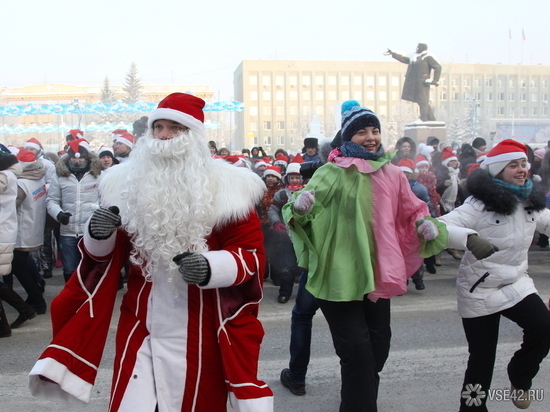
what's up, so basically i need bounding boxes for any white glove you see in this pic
[294,190,315,215]
[416,218,439,241]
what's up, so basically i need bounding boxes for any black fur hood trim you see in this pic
[466,168,546,215]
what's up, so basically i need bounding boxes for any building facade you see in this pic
[234,60,550,153]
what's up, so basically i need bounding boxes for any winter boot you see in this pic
[0,300,12,338]
[447,248,463,260]
[0,285,37,328]
[434,252,442,266]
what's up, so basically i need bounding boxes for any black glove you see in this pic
[467,234,499,260]
[89,206,121,240]
[57,211,72,225]
[173,252,211,285]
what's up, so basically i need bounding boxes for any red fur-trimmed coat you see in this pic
[29,160,273,412]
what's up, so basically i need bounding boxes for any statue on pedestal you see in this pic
[385,43,442,122]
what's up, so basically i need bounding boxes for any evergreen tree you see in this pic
[100,76,117,104]
[123,62,143,104]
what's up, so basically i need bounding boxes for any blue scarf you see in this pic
[340,141,385,161]
[492,177,533,200]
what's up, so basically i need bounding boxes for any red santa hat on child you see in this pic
[441,147,458,167]
[273,154,289,168]
[147,92,205,134]
[112,131,136,149]
[254,160,269,170]
[263,165,282,180]
[24,138,43,152]
[285,162,302,176]
[397,158,416,174]
[481,139,528,177]
[67,138,91,159]
[414,154,430,168]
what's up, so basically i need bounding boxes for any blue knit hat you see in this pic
[341,107,381,142]
[341,100,361,114]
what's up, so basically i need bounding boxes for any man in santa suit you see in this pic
[29,93,274,412]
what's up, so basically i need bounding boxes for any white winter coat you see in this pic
[439,169,550,318]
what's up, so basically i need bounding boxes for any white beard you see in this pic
[121,130,215,282]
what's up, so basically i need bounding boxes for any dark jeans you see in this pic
[459,293,550,412]
[318,296,391,412]
[288,271,319,382]
[8,250,45,310]
[59,235,82,281]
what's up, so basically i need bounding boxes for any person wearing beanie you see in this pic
[426,136,440,152]
[112,130,135,163]
[267,162,304,303]
[45,138,102,283]
[97,146,119,170]
[31,92,273,411]
[471,137,487,153]
[283,105,449,411]
[250,146,267,160]
[437,138,550,411]
[302,137,320,162]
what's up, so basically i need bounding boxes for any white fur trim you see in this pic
[399,166,413,173]
[24,142,41,151]
[83,217,117,259]
[113,136,133,149]
[228,391,274,412]
[148,108,205,134]
[200,250,238,289]
[441,156,458,167]
[29,357,92,404]
[483,152,527,165]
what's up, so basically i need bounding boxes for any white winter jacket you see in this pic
[46,154,102,237]
[439,168,550,318]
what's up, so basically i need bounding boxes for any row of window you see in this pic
[250,136,294,146]
[250,75,550,89]
[249,90,549,104]
[441,92,549,102]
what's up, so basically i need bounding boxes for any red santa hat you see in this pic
[112,131,136,149]
[273,154,289,168]
[263,165,282,180]
[397,158,416,174]
[441,147,458,167]
[481,139,528,177]
[414,154,430,167]
[16,148,36,163]
[66,138,91,159]
[68,129,84,140]
[254,160,269,169]
[24,138,43,152]
[147,92,205,134]
[291,153,305,164]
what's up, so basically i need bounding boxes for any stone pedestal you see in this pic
[403,120,446,144]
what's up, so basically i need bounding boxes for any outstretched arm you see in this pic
[385,48,410,64]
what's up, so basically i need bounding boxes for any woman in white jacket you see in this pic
[439,139,550,411]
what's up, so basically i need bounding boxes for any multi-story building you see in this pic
[234,60,550,152]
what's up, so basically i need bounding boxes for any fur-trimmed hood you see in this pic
[56,153,102,178]
[467,168,546,215]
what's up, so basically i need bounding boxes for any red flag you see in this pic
[522,28,526,41]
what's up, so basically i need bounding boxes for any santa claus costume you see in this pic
[29,93,274,412]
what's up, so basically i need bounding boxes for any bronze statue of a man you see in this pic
[385,43,442,122]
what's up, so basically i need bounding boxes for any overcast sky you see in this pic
[2,0,548,100]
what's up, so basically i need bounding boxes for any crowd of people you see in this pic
[1,94,550,411]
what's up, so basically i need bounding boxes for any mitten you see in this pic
[273,221,287,233]
[416,218,439,241]
[173,252,211,285]
[57,211,72,225]
[294,190,315,215]
[89,206,121,240]
[467,234,498,260]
